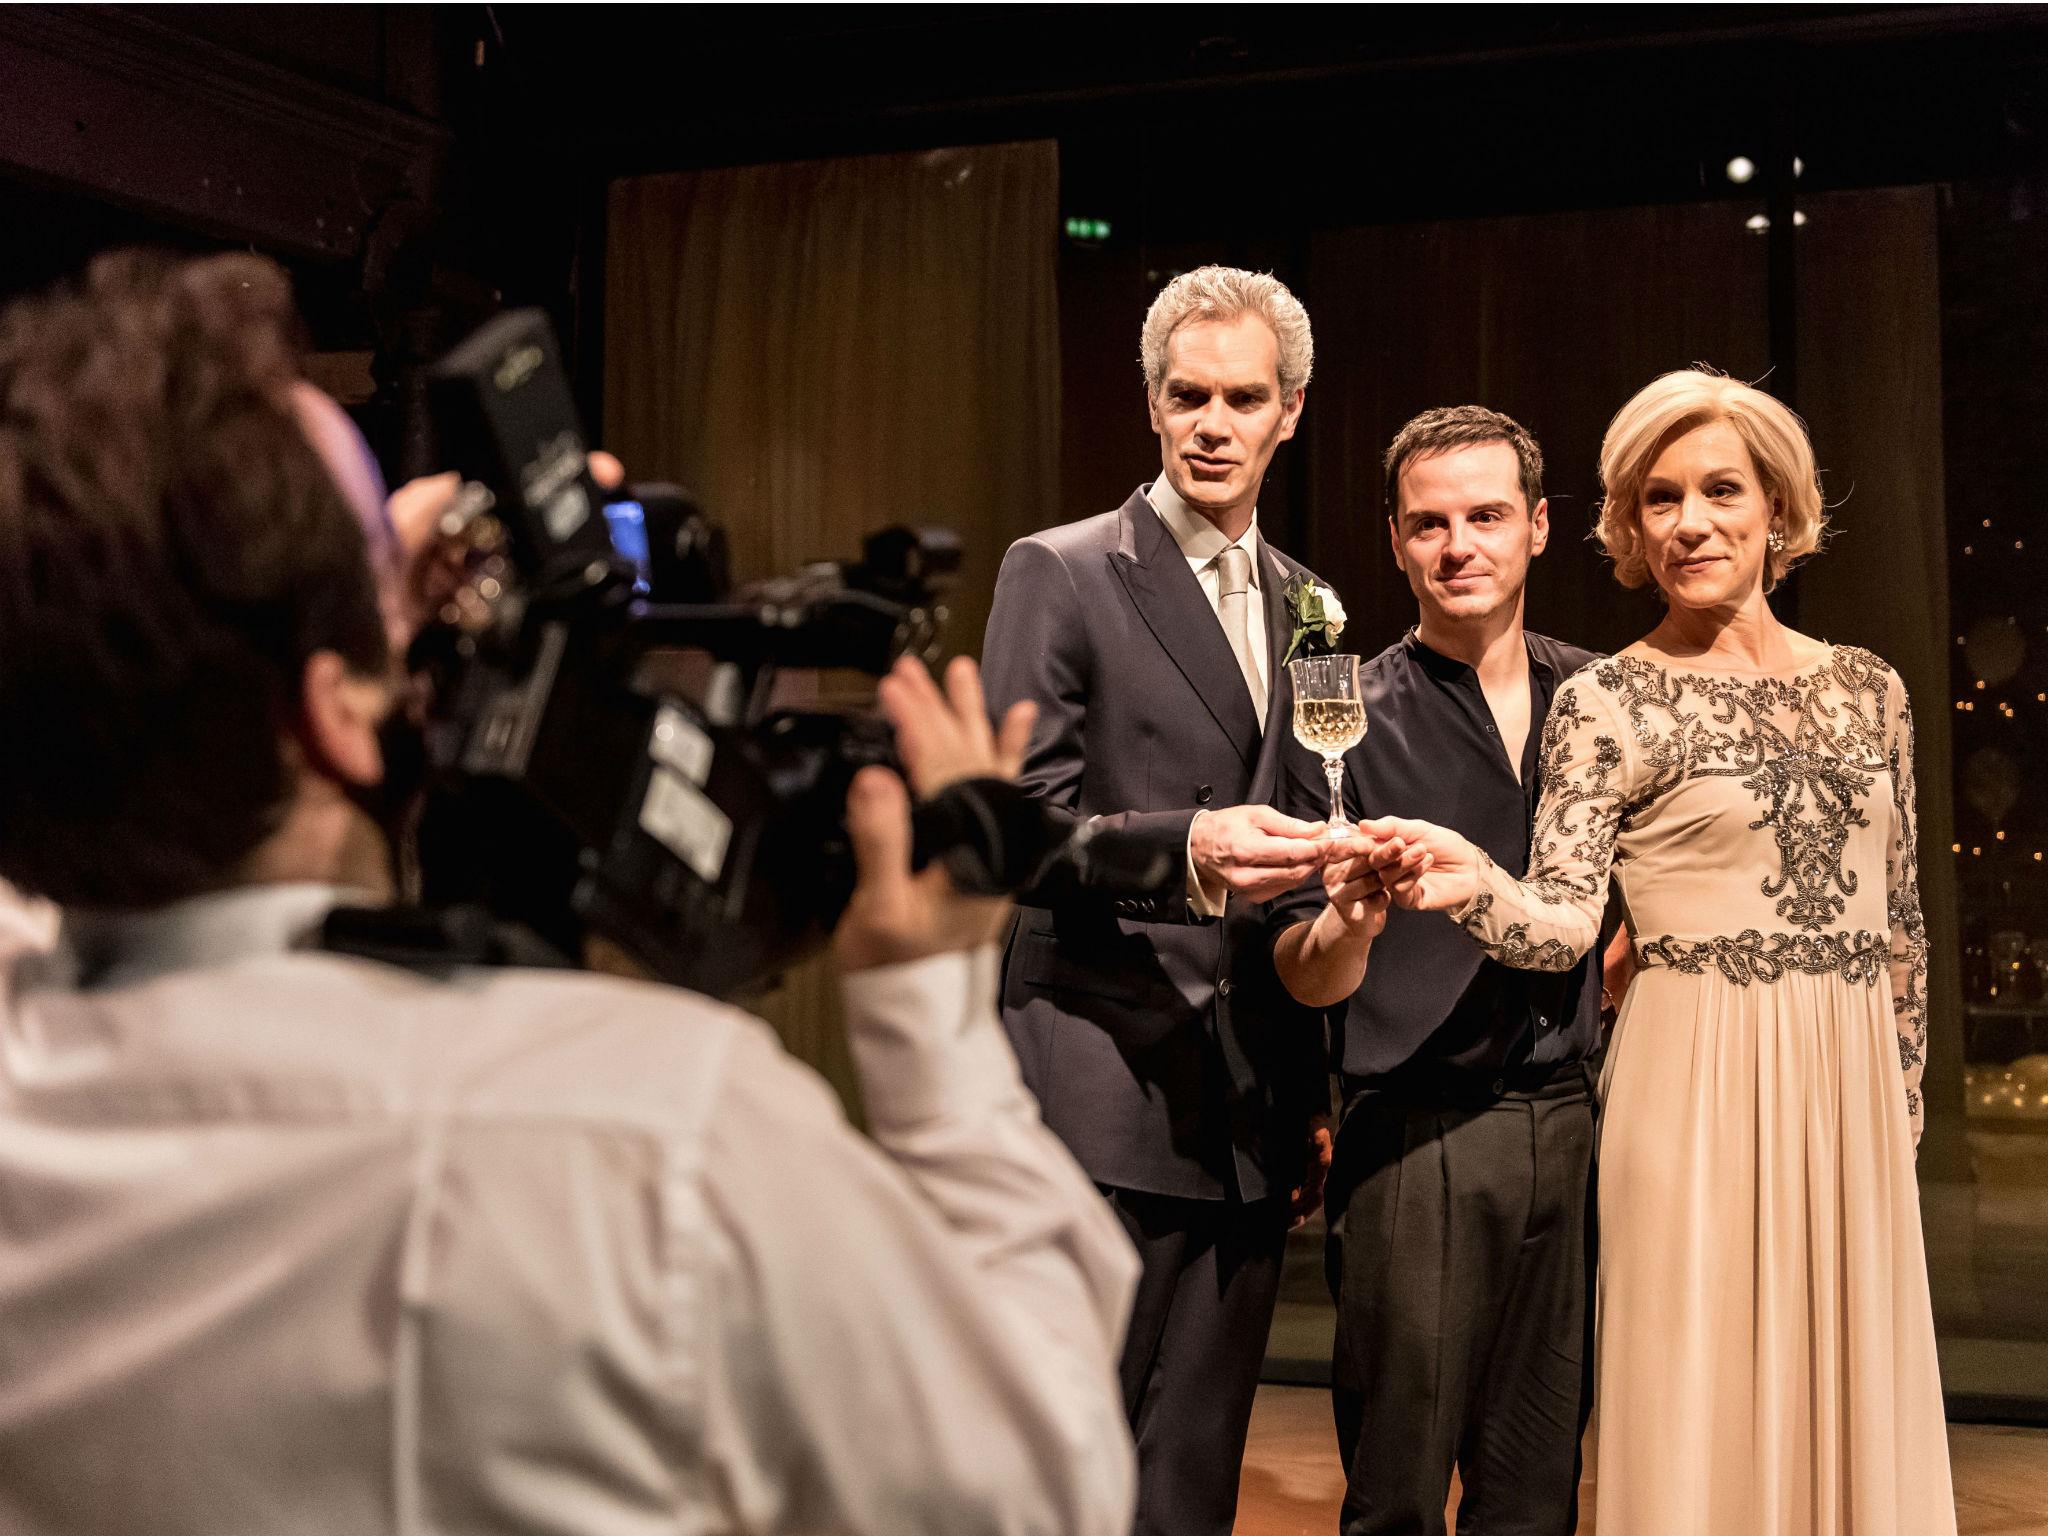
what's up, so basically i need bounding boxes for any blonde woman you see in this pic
[1359,369,1955,1534]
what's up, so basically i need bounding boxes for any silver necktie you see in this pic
[1215,544,1266,722]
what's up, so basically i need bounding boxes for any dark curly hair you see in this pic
[0,250,388,908]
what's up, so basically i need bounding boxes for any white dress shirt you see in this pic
[1147,477,1269,917]
[0,884,1139,1536]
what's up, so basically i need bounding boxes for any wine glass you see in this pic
[1288,653,1366,838]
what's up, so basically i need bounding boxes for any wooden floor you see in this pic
[1236,1385,2048,1535]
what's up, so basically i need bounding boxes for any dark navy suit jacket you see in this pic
[981,486,1325,1202]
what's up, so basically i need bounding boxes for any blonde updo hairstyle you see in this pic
[1595,368,1826,593]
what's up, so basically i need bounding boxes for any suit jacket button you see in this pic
[1217,977,1233,996]
[1491,1078,1507,1096]
[1195,784,1213,805]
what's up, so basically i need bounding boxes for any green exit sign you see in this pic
[1064,216,1112,241]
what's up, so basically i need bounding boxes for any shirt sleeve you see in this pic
[1186,815,1227,917]
[694,947,1139,1536]
[1451,678,1631,971]
[1883,668,1930,1146]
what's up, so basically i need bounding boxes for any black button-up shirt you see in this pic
[1270,629,1606,1097]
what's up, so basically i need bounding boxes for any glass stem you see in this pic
[1323,755,1345,828]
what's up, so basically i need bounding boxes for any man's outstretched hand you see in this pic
[1191,803,1329,904]
[833,657,1036,972]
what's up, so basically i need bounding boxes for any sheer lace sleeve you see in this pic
[1883,667,1929,1146]
[1452,674,1632,971]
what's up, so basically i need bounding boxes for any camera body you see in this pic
[410,309,1077,997]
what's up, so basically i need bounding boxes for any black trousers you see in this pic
[1325,1067,1597,1536]
[1105,1187,1289,1536]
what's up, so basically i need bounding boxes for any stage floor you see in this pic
[1236,1384,2048,1535]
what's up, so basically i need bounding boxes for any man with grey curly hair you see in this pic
[982,266,1337,1536]
[1141,264,1315,403]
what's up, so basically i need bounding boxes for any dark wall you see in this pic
[1940,172,2048,1004]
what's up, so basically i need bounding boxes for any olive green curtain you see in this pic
[602,139,1060,1104]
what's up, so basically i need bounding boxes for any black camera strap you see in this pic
[317,903,576,975]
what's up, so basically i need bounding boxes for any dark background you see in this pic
[5,1,2048,1417]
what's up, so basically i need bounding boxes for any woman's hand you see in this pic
[1353,816,1486,913]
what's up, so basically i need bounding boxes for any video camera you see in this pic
[359,310,1139,999]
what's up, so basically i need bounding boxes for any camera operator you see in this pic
[0,252,1138,1536]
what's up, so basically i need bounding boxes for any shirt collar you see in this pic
[52,883,366,991]
[1146,478,1261,586]
[1402,627,1469,682]
[1402,627,1557,684]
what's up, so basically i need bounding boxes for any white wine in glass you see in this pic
[1288,653,1366,837]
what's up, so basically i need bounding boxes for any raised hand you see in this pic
[833,657,1035,972]
[1190,803,1329,903]
[878,653,1035,798]
[379,452,626,656]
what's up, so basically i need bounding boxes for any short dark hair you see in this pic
[1382,405,1544,520]
[0,250,388,908]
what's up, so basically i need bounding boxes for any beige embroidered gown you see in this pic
[1452,645,1955,1536]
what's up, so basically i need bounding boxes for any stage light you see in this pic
[1727,156,1756,184]
[1793,210,1808,227]
[1794,156,1805,178]
[1745,214,1771,233]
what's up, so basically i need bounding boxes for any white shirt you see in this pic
[1147,477,1268,917]
[0,884,1138,1536]
[1147,476,1270,690]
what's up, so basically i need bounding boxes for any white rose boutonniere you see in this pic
[1281,576,1347,664]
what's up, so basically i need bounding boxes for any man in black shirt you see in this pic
[1272,406,1626,1536]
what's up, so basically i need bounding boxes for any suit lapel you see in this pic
[1252,541,1299,798]
[1109,490,1263,767]
[1261,543,1296,732]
